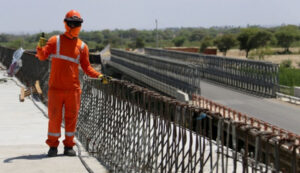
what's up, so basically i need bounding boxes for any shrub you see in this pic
[172,36,185,47]
[280,60,292,68]
[250,47,274,60]
[279,66,300,86]
[199,36,213,53]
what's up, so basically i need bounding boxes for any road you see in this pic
[200,79,300,135]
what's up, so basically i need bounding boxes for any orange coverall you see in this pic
[36,34,100,147]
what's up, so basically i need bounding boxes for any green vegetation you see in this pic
[279,66,300,86]
[237,28,273,58]
[275,25,300,53]
[214,34,237,56]
[1,25,300,90]
[279,60,300,88]
[199,36,213,53]
[127,37,145,49]
[280,60,292,68]
[172,36,185,47]
[1,25,300,53]
[249,47,274,60]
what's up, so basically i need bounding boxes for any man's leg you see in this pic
[46,90,63,151]
[63,90,81,155]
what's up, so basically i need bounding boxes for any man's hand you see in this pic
[37,33,46,48]
[98,74,103,78]
[37,37,46,48]
[98,74,112,84]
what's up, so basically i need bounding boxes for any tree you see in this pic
[0,34,9,42]
[214,34,237,56]
[199,36,213,53]
[251,30,273,47]
[189,29,207,42]
[172,36,185,47]
[93,31,104,43]
[275,25,300,53]
[237,28,273,58]
[135,37,145,48]
[127,41,136,49]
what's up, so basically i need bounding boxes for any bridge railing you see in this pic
[145,48,279,97]
[110,49,201,97]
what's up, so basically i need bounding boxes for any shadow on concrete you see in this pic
[3,154,64,163]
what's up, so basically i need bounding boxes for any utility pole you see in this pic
[155,19,158,48]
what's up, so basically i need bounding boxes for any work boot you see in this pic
[47,147,58,157]
[64,147,76,156]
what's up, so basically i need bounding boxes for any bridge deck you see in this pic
[200,79,300,134]
[0,67,107,173]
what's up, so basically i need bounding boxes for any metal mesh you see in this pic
[77,78,299,172]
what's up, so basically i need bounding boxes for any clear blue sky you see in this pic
[1,0,300,34]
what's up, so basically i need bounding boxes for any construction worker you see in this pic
[36,10,103,157]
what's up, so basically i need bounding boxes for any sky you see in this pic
[1,0,300,34]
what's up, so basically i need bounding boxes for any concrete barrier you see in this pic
[294,86,300,98]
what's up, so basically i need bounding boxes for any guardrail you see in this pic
[295,87,300,98]
[279,85,294,96]
[145,48,279,97]
[276,92,300,105]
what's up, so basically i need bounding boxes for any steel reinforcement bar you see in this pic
[145,48,279,97]
[110,49,201,96]
[192,94,300,141]
[77,77,299,172]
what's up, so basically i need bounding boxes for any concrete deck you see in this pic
[0,66,108,173]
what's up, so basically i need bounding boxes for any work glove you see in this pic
[37,33,46,48]
[98,74,112,84]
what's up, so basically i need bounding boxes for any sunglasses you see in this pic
[66,21,82,28]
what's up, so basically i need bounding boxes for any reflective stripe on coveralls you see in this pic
[49,35,85,64]
[65,132,75,137]
[48,132,61,137]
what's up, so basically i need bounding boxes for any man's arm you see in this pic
[35,36,56,61]
[80,44,101,78]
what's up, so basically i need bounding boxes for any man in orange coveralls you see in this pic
[36,10,103,157]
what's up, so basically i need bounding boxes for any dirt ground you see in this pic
[217,48,300,68]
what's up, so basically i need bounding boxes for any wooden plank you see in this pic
[20,87,25,102]
[35,80,42,95]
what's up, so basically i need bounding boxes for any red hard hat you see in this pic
[64,10,83,23]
